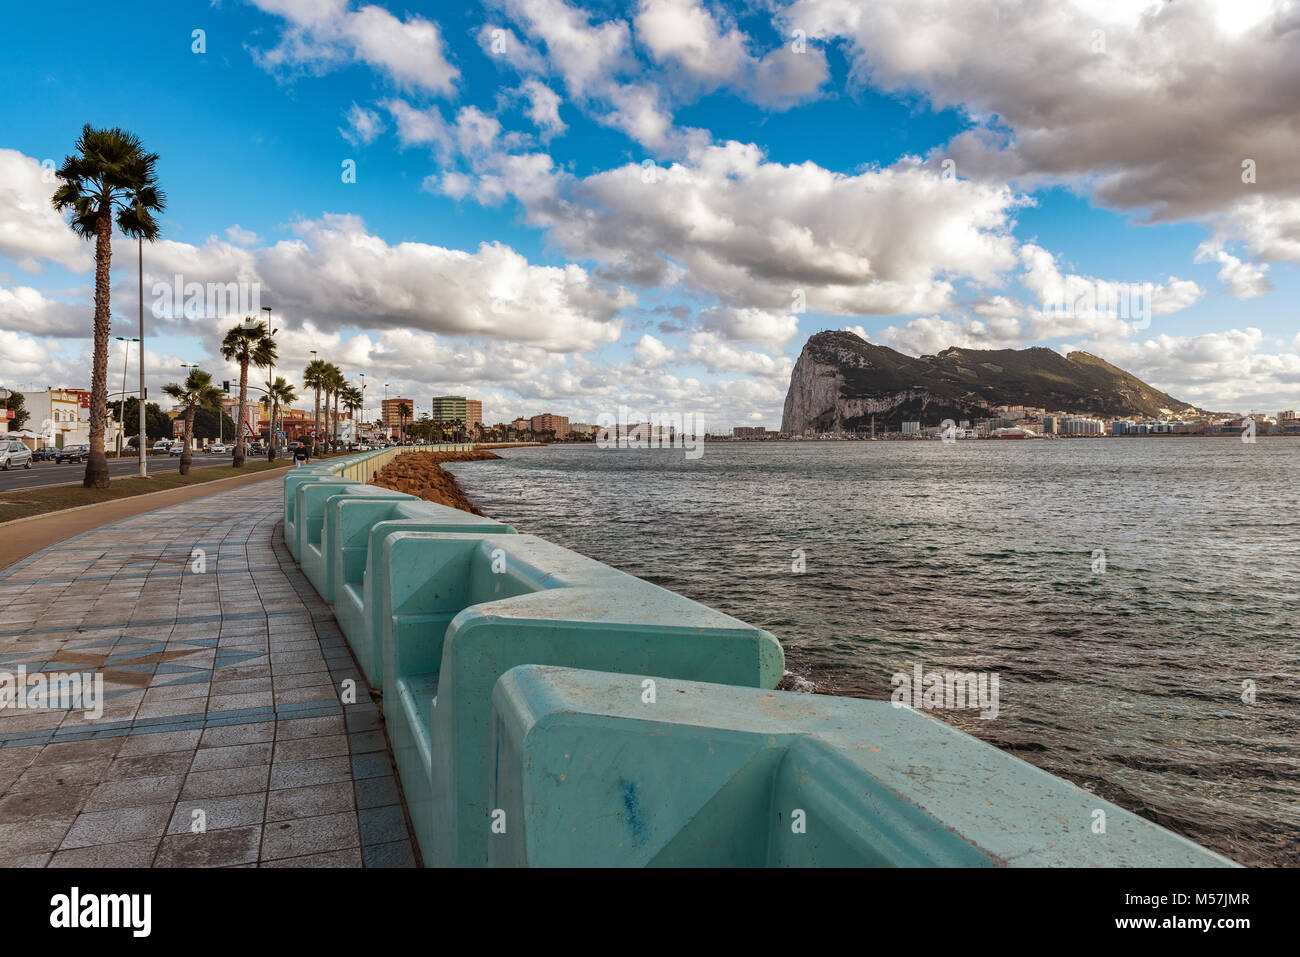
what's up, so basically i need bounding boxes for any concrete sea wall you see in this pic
[284,446,1236,867]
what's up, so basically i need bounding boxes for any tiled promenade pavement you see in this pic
[0,479,418,867]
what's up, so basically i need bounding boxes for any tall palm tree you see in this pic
[342,384,364,449]
[302,359,330,457]
[397,401,412,444]
[330,366,345,452]
[265,376,297,455]
[51,125,165,488]
[162,369,221,476]
[220,319,277,469]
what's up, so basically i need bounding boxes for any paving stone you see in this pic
[50,838,160,868]
[0,784,93,822]
[105,751,195,781]
[362,840,417,868]
[189,742,274,772]
[273,734,350,764]
[181,764,270,799]
[266,781,356,822]
[275,715,346,740]
[61,803,173,849]
[85,774,184,811]
[260,811,359,861]
[260,846,363,867]
[268,756,353,790]
[168,793,267,834]
[155,825,263,867]
[359,804,409,846]
[198,721,276,748]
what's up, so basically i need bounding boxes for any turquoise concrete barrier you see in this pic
[279,445,1237,869]
[373,531,783,866]
[303,485,412,602]
[489,666,1236,867]
[332,498,515,686]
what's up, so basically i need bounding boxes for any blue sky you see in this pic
[2,0,1297,426]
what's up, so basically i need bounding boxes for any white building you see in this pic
[21,389,124,449]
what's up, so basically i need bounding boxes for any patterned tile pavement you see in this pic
[0,479,418,867]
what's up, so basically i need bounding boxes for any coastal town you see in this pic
[733,406,1300,440]
[0,381,589,454]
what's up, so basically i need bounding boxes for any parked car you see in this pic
[152,439,174,453]
[203,443,229,454]
[54,444,90,464]
[0,440,32,470]
[169,443,185,456]
[32,446,59,461]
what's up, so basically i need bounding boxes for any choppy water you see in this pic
[445,439,1300,866]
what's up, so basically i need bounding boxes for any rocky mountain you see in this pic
[781,330,1203,434]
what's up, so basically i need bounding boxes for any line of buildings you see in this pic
[737,405,1300,441]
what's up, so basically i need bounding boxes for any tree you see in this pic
[3,390,29,431]
[302,359,330,457]
[220,318,277,469]
[265,376,297,459]
[192,406,238,440]
[341,384,363,448]
[397,401,412,443]
[111,399,172,441]
[328,365,345,451]
[162,369,221,475]
[51,125,165,488]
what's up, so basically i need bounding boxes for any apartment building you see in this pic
[529,413,569,436]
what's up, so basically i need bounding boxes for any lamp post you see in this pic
[384,382,389,442]
[137,237,147,477]
[262,306,275,461]
[114,336,138,458]
[358,372,366,444]
[310,349,318,456]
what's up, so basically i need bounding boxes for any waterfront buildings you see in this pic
[431,395,467,428]
[381,397,414,439]
[23,388,124,448]
[529,413,569,437]
[1060,416,1105,435]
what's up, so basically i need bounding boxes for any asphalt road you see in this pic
[0,452,245,493]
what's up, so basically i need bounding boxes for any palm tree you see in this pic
[220,319,277,469]
[342,384,364,449]
[162,369,221,476]
[265,376,297,455]
[302,359,330,457]
[397,401,412,444]
[51,125,165,488]
[326,364,345,452]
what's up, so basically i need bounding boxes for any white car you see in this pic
[204,443,229,454]
[0,440,33,470]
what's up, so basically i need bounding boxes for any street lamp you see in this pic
[114,336,138,458]
[310,349,319,456]
[358,372,366,443]
[262,306,277,460]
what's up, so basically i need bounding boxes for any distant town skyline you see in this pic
[3,1,1298,429]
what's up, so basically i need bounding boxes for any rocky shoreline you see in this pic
[367,449,502,514]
